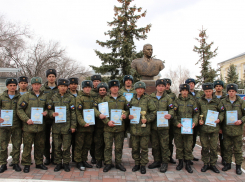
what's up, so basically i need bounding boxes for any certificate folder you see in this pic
[110,109,122,125]
[157,111,168,127]
[55,106,66,123]
[181,118,193,134]
[0,110,13,127]
[226,110,238,125]
[31,107,43,124]
[83,109,95,125]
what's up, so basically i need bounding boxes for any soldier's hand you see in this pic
[27,119,34,125]
[199,120,204,125]
[99,114,106,119]
[53,112,59,117]
[84,123,90,127]
[129,115,134,119]
[192,123,195,129]
[42,111,47,116]
[219,129,222,134]
[70,128,76,133]
[0,118,4,123]
[215,119,220,123]
[121,114,126,119]
[141,119,147,124]
[164,114,171,119]
[234,120,242,125]
[177,123,182,128]
[108,120,115,127]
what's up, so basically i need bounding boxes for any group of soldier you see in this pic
[0,68,244,176]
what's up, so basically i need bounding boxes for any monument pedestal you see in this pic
[141,80,155,94]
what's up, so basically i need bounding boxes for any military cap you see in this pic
[5,78,18,86]
[134,81,146,90]
[82,80,93,89]
[91,75,101,81]
[97,82,108,91]
[202,82,214,90]
[58,78,70,86]
[18,76,28,83]
[46,69,57,77]
[68,77,78,84]
[185,78,196,85]
[163,78,171,85]
[179,84,190,92]
[156,79,166,87]
[227,83,238,92]
[123,75,133,83]
[108,80,120,88]
[31,77,42,84]
[213,80,224,88]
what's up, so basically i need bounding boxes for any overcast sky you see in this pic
[1,0,245,78]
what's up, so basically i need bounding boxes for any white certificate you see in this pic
[130,107,141,124]
[226,110,238,125]
[83,109,95,125]
[55,106,66,123]
[110,109,122,125]
[205,110,219,127]
[123,93,134,102]
[157,111,168,127]
[0,110,13,127]
[98,102,109,117]
[31,107,43,124]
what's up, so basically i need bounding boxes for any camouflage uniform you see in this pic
[219,95,245,165]
[102,94,129,165]
[49,92,76,164]
[129,94,157,166]
[149,92,174,163]
[173,95,198,160]
[197,96,224,165]
[17,90,49,165]
[0,90,22,165]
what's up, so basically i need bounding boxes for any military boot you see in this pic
[116,163,126,172]
[176,159,183,171]
[91,157,96,164]
[103,164,112,172]
[96,160,102,168]
[23,165,30,173]
[236,164,242,175]
[54,164,62,172]
[82,161,93,168]
[159,163,168,173]
[169,157,176,164]
[0,164,7,173]
[132,165,140,172]
[201,164,209,172]
[209,165,220,173]
[148,161,161,169]
[185,160,193,173]
[222,163,231,171]
[76,162,85,171]
[63,163,70,172]
[13,164,21,172]
[140,166,146,174]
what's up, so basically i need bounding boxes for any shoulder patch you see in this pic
[47,104,52,110]
[93,101,98,107]
[220,106,225,112]
[194,107,198,113]
[174,106,178,111]
[20,101,27,108]
[70,105,75,110]
[168,103,173,109]
[77,104,83,110]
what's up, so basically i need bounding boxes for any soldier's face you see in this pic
[69,83,78,91]
[181,90,189,97]
[215,85,223,92]
[143,45,153,57]
[58,85,68,94]
[136,88,145,96]
[125,79,132,87]
[83,87,92,94]
[156,84,166,93]
[6,83,17,92]
[166,83,170,90]
[189,82,195,90]
[204,89,213,98]
[99,88,107,96]
[93,80,101,88]
[18,82,28,90]
[228,90,236,98]
[32,83,42,92]
[110,86,119,94]
[47,74,56,83]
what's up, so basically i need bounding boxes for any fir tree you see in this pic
[193,27,218,86]
[226,64,239,84]
[90,0,151,82]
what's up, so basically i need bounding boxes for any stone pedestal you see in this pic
[141,80,155,95]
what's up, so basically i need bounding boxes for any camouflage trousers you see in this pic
[53,133,71,164]
[169,124,174,157]
[174,133,193,160]
[200,132,218,165]
[131,135,149,166]
[0,127,22,165]
[219,133,224,158]
[94,127,104,161]
[44,121,54,159]
[223,134,243,165]
[151,130,170,163]
[90,130,95,159]
[22,131,45,165]
[74,132,92,162]
[104,131,124,165]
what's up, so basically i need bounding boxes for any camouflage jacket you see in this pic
[119,86,136,95]
[67,89,81,97]
[173,95,199,134]
[149,92,174,130]
[0,90,21,128]
[212,91,226,100]
[40,82,59,99]
[90,88,99,99]
[49,92,77,134]
[129,94,157,136]
[76,91,100,132]
[94,95,107,128]
[197,95,224,133]
[17,90,49,133]
[166,89,177,101]
[189,90,201,101]
[102,94,129,132]
[219,95,245,136]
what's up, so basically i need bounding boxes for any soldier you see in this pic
[163,78,177,164]
[94,82,108,168]
[75,80,101,171]
[148,79,174,173]
[41,69,58,165]
[18,76,29,95]
[220,84,245,175]
[102,80,129,172]
[173,84,198,173]
[0,78,22,173]
[185,78,201,162]
[197,82,224,173]
[17,77,49,173]
[128,81,157,174]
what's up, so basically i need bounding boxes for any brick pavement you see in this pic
[0,139,244,182]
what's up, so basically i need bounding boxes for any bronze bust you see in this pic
[131,44,164,80]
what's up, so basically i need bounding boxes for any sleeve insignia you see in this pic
[47,104,52,110]
[70,105,75,110]
[174,106,178,111]
[221,106,225,112]
[168,103,173,109]
[194,107,198,113]
[127,103,131,108]
[20,101,27,108]
[77,104,83,110]
[93,102,98,107]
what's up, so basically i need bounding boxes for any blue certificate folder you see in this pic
[31,107,43,124]
[123,93,134,102]
[205,110,219,127]
[55,106,66,123]
[157,111,168,127]
[130,107,141,124]
[110,109,122,125]
[226,110,238,125]
[0,110,13,127]
[98,102,109,117]
[181,118,193,134]
[83,109,95,125]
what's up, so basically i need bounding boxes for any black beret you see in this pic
[5,78,17,86]
[185,78,196,85]
[58,79,70,86]
[163,78,171,85]
[82,80,93,88]
[97,82,108,91]
[91,75,101,81]
[46,69,57,77]
[123,75,133,83]
[18,76,28,83]
[179,84,190,92]
[227,83,238,92]
[108,80,120,88]
[213,80,224,88]
[156,79,166,87]
[68,77,78,84]
[202,82,214,90]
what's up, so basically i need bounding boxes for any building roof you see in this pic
[218,52,245,65]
